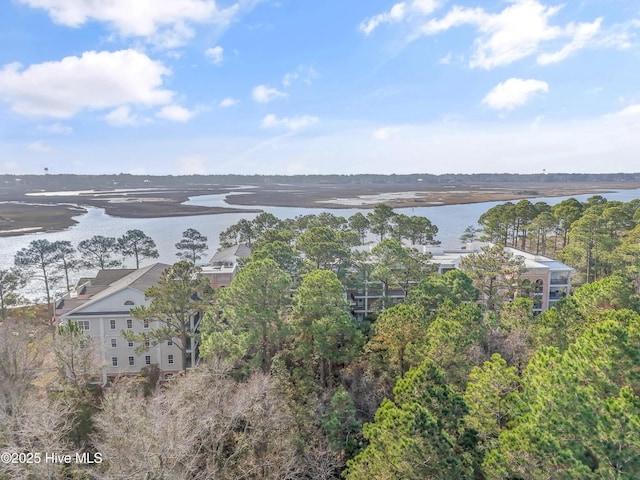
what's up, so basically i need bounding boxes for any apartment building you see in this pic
[55,263,200,383]
[201,244,251,287]
[347,243,573,320]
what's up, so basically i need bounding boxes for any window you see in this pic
[143,319,149,329]
[124,300,135,306]
[128,340,134,348]
[128,356,135,366]
[145,355,151,365]
[167,339,173,346]
[111,357,118,367]
[77,320,90,331]
[145,339,150,348]
[109,319,116,330]
[126,319,133,329]
[111,338,117,348]
[168,354,174,365]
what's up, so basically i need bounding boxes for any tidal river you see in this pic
[1,188,639,301]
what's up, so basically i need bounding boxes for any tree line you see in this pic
[476,195,640,284]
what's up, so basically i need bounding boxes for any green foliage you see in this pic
[463,354,520,451]
[291,270,364,388]
[484,309,640,479]
[531,297,585,351]
[407,269,479,312]
[459,244,526,314]
[348,212,370,245]
[424,301,485,387]
[77,235,122,269]
[369,239,433,304]
[323,385,363,459]
[367,203,396,241]
[572,273,640,315]
[175,228,208,264]
[117,229,159,268]
[202,259,291,373]
[460,225,480,245]
[128,261,212,371]
[367,303,429,377]
[345,360,477,480]
[14,238,62,318]
[249,240,302,278]
[0,269,25,320]
[296,226,349,269]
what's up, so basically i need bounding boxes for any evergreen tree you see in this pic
[175,228,208,264]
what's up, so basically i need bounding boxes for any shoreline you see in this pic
[1,182,639,238]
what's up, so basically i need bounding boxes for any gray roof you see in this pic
[209,244,251,264]
[60,263,170,318]
[536,260,574,272]
[93,269,136,285]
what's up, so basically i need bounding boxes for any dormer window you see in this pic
[124,300,135,306]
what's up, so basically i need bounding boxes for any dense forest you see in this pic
[2,196,640,479]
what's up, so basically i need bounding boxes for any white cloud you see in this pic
[252,84,287,103]
[261,114,318,131]
[38,123,73,134]
[421,1,632,69]
[412,0,438,15]
[0,50,173,118]
[482,78,549,111]
[105,106,140,126]
[373,127,393,140]
[157,104,196,122]
[537,18,602,65]
[17,0,239,47]
[424,0,563,69]
[360,2,407,35]
[614,104,640,117]
[360,1,438,35]
[219,97,238,108]
[28,140,51,152]
[282,65,318,87]
[438,52,453,64]
[205,46,224,64]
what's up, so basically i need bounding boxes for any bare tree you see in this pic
[0,394,76,480]
[92,364,329,480]
[54,321,101,390]
[0,323,43,415]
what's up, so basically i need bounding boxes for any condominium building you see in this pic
[55,263,201,383]
[347,243,573,320]
[201,244,251,288]
[428,244,573,313]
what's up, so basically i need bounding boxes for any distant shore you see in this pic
[1,177,640,237]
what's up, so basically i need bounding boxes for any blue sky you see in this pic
[0,0,639,176]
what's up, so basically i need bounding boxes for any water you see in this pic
[2,188,639,300]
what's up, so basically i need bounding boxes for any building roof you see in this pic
[92,268,136,285]
[208,244,251,264]
[59,263,170,318]
[425,244,574,273]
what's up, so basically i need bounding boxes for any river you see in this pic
[2,188,639,301]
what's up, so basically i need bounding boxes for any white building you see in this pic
[55,263,200,383]
[201,244,251,288]
[427,243,573,314]
[347,243,573,319]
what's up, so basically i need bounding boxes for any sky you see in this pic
[0,0,639,176]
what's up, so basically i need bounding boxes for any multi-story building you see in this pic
[201,244,251,288]
[55,263,201,383]
[347,243,573,319]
